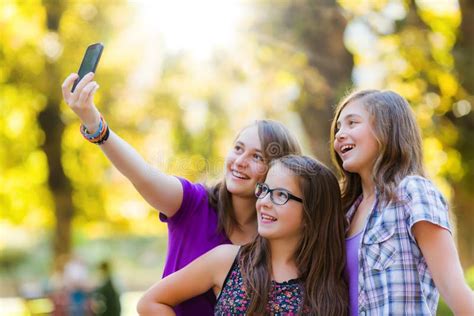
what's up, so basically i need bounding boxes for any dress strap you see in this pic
[215,246,241,303]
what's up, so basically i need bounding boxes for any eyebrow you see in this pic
[336,113,361,127]
[235,141,263,153]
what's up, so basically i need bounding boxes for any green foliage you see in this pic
[2,0,474,291]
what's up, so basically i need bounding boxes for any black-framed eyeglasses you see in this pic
[255,182,303,205]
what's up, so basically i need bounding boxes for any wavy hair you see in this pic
[239,155,348,315]
[330,90,425,211]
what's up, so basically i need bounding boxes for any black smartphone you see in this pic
[71,42,104,92]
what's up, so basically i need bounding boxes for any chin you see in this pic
[228,184,254,199]
[257,229,272,239]
[342,162,358,174]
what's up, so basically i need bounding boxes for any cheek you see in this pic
[293,207,304,225]
[225,152,235,167]
[251,162,269,180]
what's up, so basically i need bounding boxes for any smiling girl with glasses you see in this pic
[255,182,303,205]
[137,155,348,315]
[62,73,302,315]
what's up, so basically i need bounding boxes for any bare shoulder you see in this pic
[205,244,240,293]
[207,244,240,265]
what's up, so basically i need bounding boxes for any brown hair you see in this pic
[330,90,425,211]
[239,155,348,315]
[207,120,302,235]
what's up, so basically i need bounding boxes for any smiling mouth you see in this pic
[341,144,355,154]
[232,169,250,180]
[261,213,277,222]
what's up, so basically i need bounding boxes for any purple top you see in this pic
[160,177,232,316]
[344,230,362,316]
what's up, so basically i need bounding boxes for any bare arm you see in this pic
[136,245,239,316]
[61,73,182,217]
[413,222,474,315]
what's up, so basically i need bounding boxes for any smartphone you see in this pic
[71,42,104,92]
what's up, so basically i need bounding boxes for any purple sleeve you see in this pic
[158,177,228,316]
[159,177,208,227]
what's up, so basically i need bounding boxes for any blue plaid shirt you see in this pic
[347,176,451,315]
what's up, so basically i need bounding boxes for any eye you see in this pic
[275,190,288,199]
[253,153,264,162]
[256,183,269,198]
[349,120,357,126]
[234,145,243,153]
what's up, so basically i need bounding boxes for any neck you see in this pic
[232,194,257,227]
[269,237,299,268]
[360,173,376,201]
[268,237,300,281]
[230,195,258,245]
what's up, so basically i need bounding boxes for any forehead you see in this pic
[235,125,262,150]
[266,162,301,193]
[338,100,370,121]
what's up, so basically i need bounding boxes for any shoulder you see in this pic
[163,177,214,223]
[203,245,240,272]
[396,176,451,233]
[205,245,240,286]
[398,176,445,202]
[177,177,209,197]
[207,244,240,262]
[399,175,432,190]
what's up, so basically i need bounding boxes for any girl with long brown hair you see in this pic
[331,89,474,315]
[61,73,301,315]
[137,155,348,315]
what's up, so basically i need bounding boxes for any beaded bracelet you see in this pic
[80,115,110,145]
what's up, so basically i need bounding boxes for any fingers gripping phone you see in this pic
[71,43,104,92]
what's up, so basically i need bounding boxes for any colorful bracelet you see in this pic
[80,115,110,145]
[83,118,103,139]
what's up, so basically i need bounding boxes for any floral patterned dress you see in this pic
[214,255,308,315]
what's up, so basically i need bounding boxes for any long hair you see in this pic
[239,155,348,315]
[207,120,302,235]
[330,90,425,211]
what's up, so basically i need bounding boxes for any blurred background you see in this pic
[1,0,473,315]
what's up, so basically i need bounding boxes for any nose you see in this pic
[259,191,273,207]
[234,153,249,167]
[335,127,346,141]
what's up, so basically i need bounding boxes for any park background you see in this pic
[1,0,473,315]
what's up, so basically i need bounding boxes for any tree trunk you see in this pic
[289,1,354,165]
[254,0,353,165]
[38,0,73,271]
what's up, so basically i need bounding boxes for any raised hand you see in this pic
[62,72,101,133]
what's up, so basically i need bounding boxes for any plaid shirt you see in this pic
[347,176,451,315]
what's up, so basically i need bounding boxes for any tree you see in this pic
[38,0,72,270]
[1,0,130,270]
[249,0,353,164]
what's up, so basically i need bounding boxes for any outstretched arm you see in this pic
[136,245,239,316]
[62,73,182,217]
[414,222,474,315]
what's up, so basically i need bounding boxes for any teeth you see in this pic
[261,214,277,221]
[341,144,355,153]
[232,170,249,179]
